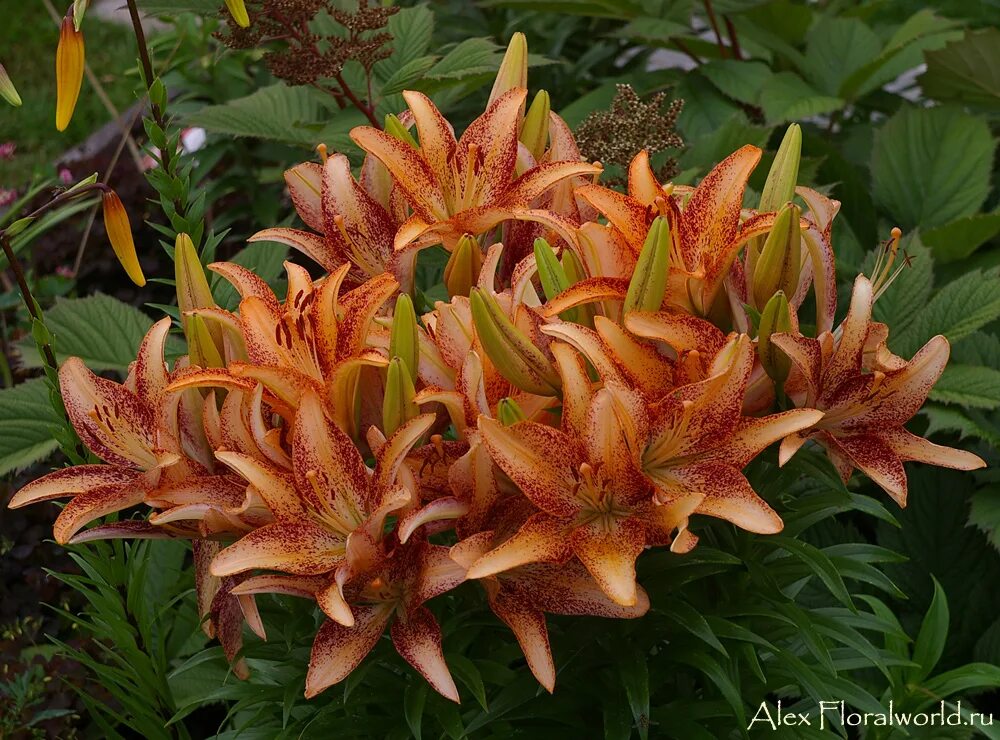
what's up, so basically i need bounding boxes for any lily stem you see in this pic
[0,233,58,372]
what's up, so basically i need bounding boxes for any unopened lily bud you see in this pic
[101,190,144,286]
[470,287,561,397]
[758,291,792,385]
[188,314,225,368]
[560,248,595,328]
[224,0,251,27]
[0,63,21,107]
[534,238,577,323]
[759,124,801,214]
[520,90,550,161]
[497,397,527,426]
[488,32,527,108]
[444,234,483,298]
[383,357,418,437]
[624,216,671,314]
[390,293,420,383]
[752,203,801,310]
[55,15,85,132]
[384,114,418,149]
[175,232,224,362]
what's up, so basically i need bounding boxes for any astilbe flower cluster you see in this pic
[10,36,985,702]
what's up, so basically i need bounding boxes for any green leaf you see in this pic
[0,378,65,476]
[921,28,1000,109]
[892,268,1000,356]
[908,577,949,683]
[801,17,882,97]
[917,664,1000,710]
[187,84,329,145]
[923,404,1000,448]
[403,682,427,740]
[930,365,1000,410]
[769,536,855,611]
[699,60,773,105]
[618,649,650,740]
[137,0,217,12]
[17,294,154,373]
[923,212,1000,263]
[758,72,843,125]
[970,486,1000,551]
[872,106,995,230]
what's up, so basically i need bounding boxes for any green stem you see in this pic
[0,233,58,373]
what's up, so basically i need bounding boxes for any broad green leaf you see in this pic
[923,404,1000,448]
[613,17,689,45]
[382,4,434,74]
[802,17,882,97]
[892,268,1000,356]
[923,212,1000,263]
[675,73,741,144]
[872,106,994,230]
[17,294,154,373]
[908,577,949,683]
[758,72,842,125]
[921,28,1000,109]
[136,0,217,12]
[970,486,1000,551]
[700,60,772,106]
[0,378,65,476]
[930,365,1000,410]
[187,84,329,146]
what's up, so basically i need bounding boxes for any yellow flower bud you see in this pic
[488,32,528,108]
[443,234,483,298]
[55,16,84,132]
[470,287,561,397]
[101,190,145,287]
[752,203,801,310]
[224,0,251,28]
[624,216,671,314]
[0,63,21,107]
[187,314,225,369]
[497,397,527,426]
[758,291,792,386]
[390,293,420,383]
[383,357,418,437]
[520,90,550,161]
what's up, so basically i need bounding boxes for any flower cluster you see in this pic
[9,35,984,701]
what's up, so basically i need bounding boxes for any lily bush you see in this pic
[3,1,1000,737]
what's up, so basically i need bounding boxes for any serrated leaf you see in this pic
[700,60,773,105]
[921,28,1000,109]
[187,84,328,145]
[970,486,1000,551]
[892,268,1000,356]
[802,17,882,97]
[0,378,65,476]
[923,404,1000,448]
[930,365,1000,410]
[758,72,843,125]
[872,106,995,230]
[17,294,154,373]
[923,212,1000,263]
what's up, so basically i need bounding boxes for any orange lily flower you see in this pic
[209,389,435,623]
[452,512,649,693]
[350,88,601,255]
[232,540,466,700]
[251,153,411,289]
[7,319,200,543]
[773,276,986,505]
[466,380,697,607]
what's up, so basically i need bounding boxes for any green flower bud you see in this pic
[624,216,671,314]
[389,293,419,383]
[752,203,802,310]
[496,397,527,426]
[470,287,561,397]
[758,291,792,385]
[520,90,550,161]
[383,357,418,437]
[443,234,483,298]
